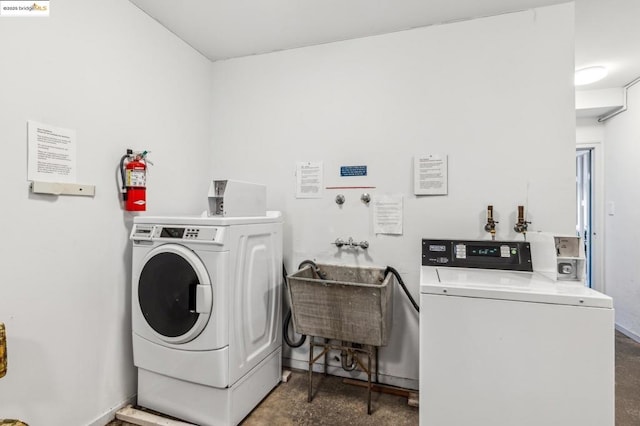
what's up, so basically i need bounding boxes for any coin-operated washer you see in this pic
[419,236,614,426]
[130,180,282,426]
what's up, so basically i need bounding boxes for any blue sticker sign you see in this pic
[340,165,367,177]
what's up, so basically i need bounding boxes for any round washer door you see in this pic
[138,244,213,344]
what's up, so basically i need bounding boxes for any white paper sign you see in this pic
[373,194,403,235]
[295,161,323,198]
[28,121,77,183]
[414,155,448,195]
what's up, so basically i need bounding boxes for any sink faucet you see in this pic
[334,237,369,250]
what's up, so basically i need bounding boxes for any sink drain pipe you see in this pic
[340,343,358,371]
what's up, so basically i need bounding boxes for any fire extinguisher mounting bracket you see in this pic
[30,181,96,197]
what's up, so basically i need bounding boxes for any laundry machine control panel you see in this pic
[422,239,532,271]
[130,224,224,244]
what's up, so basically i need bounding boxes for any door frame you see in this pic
[576,141,605,293]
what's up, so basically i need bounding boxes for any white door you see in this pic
[576,148,593,287]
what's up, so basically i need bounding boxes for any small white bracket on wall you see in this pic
[30,181,96,197]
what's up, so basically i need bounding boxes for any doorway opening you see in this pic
[576,148,593,288]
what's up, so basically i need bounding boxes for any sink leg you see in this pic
[367,350,372,415]
[375,346,379,384]
[324,338,328,376]
[308,336,314,403]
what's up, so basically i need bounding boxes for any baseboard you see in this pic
[87,394,137,426]
[616,323,640,343]
[283,357,418,391]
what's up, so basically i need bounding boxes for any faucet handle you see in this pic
[334,237,368,249]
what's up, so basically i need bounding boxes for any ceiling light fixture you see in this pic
[575,66,608,86]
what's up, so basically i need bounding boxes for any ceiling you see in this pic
[575,0,640,90]
[129,0,640,91]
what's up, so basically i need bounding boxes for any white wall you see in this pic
[0,1,212,424]
[210,3,576,387]
[603,83,640,340]
[577,117,605,143]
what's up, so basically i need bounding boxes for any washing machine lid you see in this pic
[420,266,612,308]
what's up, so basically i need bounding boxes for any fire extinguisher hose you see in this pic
[119,154,128,200]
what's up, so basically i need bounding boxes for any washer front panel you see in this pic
[130,224,224,244]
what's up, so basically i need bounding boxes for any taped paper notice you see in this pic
[414,155,447,195]
[296,161,323,198]
[27,121,77,183]
[373,194,403,235]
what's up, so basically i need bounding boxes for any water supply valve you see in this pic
[484,205,499,240]
[514,205,531,236]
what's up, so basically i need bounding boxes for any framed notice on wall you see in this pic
[414,155,448,195]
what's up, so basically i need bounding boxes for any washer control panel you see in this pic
[422,239,532,271]
[130,224,224,244]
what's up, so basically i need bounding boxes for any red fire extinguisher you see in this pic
[120,149,149,211]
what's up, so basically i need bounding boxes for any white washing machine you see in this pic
[130,212,283,426]
[419,238,614,426]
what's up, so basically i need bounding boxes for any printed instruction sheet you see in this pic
[295,161,323,198]
[414,154,448,195]
[373,194,403,235]
[27,120,77,183]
